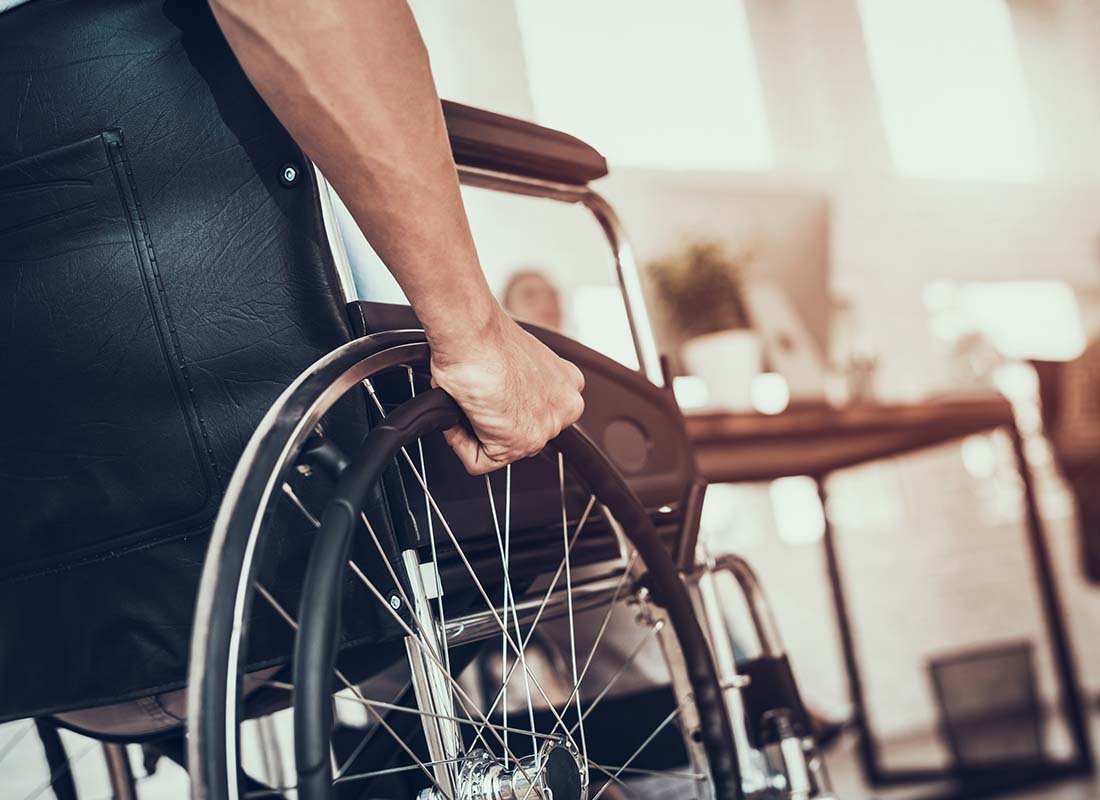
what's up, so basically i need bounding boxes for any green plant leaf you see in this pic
[647,241,753,337]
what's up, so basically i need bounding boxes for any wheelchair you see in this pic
[0,4,834,799]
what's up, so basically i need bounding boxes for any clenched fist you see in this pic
[429,308,585,475]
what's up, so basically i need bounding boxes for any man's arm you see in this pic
[209,0,584,474]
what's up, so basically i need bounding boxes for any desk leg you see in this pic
[817,475,880,784]
[1009,425,1095,775]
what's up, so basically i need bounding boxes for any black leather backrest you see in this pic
[0,0,356,721]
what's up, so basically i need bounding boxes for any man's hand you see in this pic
[430,308,585,475]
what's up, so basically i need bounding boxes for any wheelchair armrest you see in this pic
[442,99,608,186]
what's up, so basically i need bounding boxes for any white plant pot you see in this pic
[682,329,762,411]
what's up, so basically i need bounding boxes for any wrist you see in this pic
[421,286,505,362]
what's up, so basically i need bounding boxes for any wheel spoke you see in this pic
[362,379,583,757]
[570,620,664,737]
[590,704,686,800]
[331,692,559,742]
[515,548,639,800]
[335,756,468,785]
[559,452,587,770]
[262,681,558,743]
[23,742,98,800]
[332,679,409,778]
[486,468,541,765]
[587,762,637,796]
[281,482,319,527]
[477,494,596,728]
[0,721,35,766]
[408,368,452,677]
[538,550,639,745]
[253,583,455,800]
[354,695,455,800]
[363,379,544,665]
[486,471,510,763]
[343,557,532,775]
[591,764,707,781]
[277,479,526,772]
[242,756,473,799]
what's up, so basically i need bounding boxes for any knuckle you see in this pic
[524,433,545,458]
[569,394,584,422]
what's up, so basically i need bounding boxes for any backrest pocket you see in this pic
[0,130,218,580]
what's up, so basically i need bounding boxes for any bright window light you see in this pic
[514,0,772,170]
[751,373,790,415]
[961,434,998,480]
[961,281,1085,361]
[858,0,1040,182]
[570,285,640,369]
[673,375,710,411]
[770,476,826,546]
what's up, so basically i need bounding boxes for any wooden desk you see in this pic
[685,397,1014,484]
[684,397,1095,792]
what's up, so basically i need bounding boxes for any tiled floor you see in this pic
[823,718,1100,800]
[0,721,189,800]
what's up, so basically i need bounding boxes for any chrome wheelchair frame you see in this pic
[304,102,836,800]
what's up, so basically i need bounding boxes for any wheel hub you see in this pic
[420,739,587,800]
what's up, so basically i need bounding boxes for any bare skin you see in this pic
[209,0,584,475]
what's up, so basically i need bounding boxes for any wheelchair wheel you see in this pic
[187,330,740,800]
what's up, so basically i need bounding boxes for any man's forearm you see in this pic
[209,0,498,344]
[210,0,586,475]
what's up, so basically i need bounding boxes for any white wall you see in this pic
[403,0,1100,746]
[408,0,534,119]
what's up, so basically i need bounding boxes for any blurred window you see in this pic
[924,280,1086,361]
[858,0,1040,182]
[514,0,772,170]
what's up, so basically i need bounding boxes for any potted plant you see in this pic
[649,241,760,410]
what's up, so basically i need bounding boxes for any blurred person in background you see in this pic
[503,269,566,331]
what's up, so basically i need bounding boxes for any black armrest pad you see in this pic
[346,300,420,338]
[442,99,608,186]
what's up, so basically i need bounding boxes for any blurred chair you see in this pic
[929,642,1044,772]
